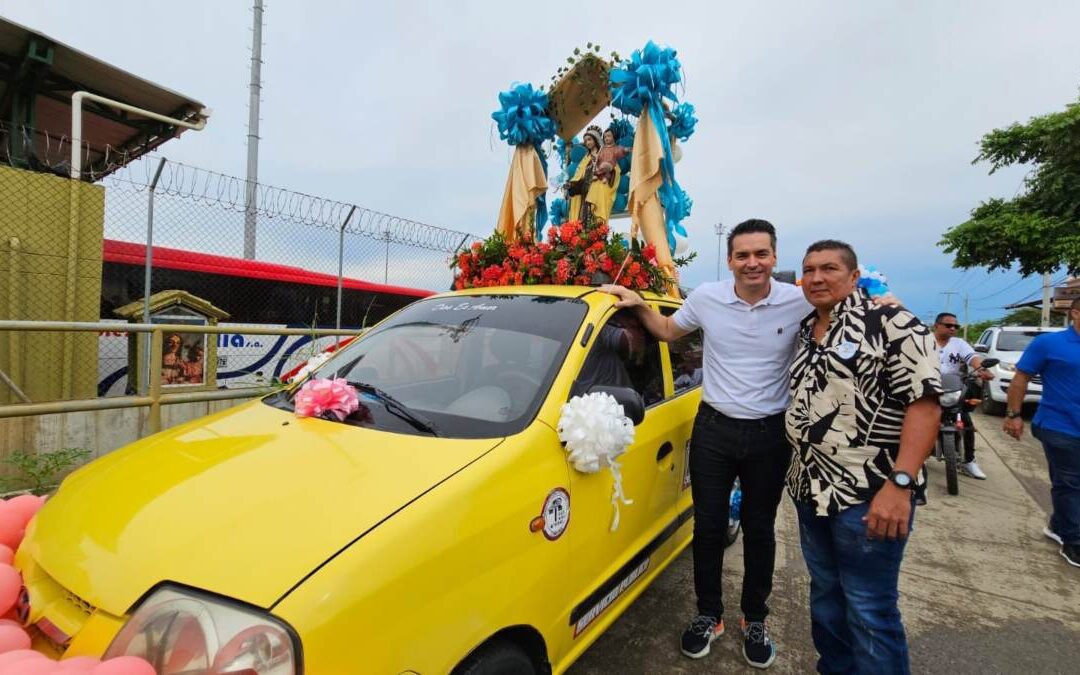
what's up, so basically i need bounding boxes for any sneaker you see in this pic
[741,618,777,669]
[680,615,724,659]
[1044,524,1064,546]
[1062,544,1080,569]
[960,461,987,480]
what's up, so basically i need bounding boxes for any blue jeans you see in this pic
[1034,425,1080,545]
[794,500,913,675]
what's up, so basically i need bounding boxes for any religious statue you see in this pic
[596,127,630,187]
[564,124,627,223]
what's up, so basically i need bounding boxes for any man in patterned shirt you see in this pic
[787,240,941,675]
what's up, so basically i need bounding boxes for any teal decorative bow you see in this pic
[492,82,556,236]
[492,83,555,147]
[858,265,890,298]
[550,198,569,225]
[610,41,690,251]
[668,102,697,142]
[609,41,682,115]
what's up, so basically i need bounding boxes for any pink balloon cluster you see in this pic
[294,377,360,421]
[0,495,156,674]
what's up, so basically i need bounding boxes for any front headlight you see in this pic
[940,390,963,407]
[998,361,1016,372]
[104,586,300,674]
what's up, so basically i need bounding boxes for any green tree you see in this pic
[965,307,1045,339]
[940,91,1080,276]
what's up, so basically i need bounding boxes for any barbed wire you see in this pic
[1,122,480,253]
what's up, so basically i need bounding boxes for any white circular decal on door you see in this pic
[542,488,571,540]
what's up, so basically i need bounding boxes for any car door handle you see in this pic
[656,442,674,461]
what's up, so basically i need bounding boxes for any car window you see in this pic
[996,331,1047,352]
[661,306,703,396]
[977,330,991,347]
[571,309,664,407]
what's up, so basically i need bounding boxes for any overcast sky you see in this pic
[4,0,1079,322]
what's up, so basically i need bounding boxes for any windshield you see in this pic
[996,330,1051,352]
[278,294,587,438]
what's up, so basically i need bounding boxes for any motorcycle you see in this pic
[932,358,998,495]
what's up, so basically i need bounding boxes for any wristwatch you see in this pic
[888,470,915,489]
[1005,410,1023,419]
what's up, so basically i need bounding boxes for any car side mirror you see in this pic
[587,385,645,426]
[974,344,989,353]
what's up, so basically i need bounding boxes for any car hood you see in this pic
[22,401,500,616]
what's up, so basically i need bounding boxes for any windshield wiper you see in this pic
[348,381,440,436]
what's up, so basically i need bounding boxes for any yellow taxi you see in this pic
[16,285,704,674]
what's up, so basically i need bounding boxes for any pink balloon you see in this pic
[91,657,156,675]
[0,566,20,617]
[0,648,45,666]
[1,660,62,674]
[0,514,22,552]
[0,624,31,654]
[0,546,12,566]
[4,496,45,530]
[56,656,104,671]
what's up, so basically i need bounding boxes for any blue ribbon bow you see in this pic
[668,102,697,142]
[610,41,691,251]
[550,198,569,226]
[492,83,555,147]
[858,265,890,298]
[492,83,557,237]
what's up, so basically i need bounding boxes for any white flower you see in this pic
[557,392,636,530]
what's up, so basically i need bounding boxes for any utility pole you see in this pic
[1041,272,1052,327]
[243,0,264,260]
[962,293,970,341]
[715,222,725,280]
[940,290,959,314]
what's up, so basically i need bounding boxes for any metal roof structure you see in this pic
[1005,277,1079,312]
[0,16,207,179]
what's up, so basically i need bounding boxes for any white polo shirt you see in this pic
[673,279,809,419]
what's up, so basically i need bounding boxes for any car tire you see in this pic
[455,639,538,675]
[943,432,960,496]
[981,382,1006,416]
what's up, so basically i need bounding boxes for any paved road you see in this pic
[569,410,1080,674]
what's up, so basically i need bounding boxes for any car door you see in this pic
[658,303,703,530]
[562,307,686,643]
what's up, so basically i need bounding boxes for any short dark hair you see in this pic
[804,239,858,271]
[727,219,776,256]
[934,312,957,325]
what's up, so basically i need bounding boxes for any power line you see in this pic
[971,275,1033,302]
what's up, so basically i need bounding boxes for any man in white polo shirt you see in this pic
[604,219,807,669]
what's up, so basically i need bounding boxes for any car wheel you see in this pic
[455,639,538,675]
[943,432,960,496]
[981,382,1006,416]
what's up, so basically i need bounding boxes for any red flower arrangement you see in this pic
[452,218,694,294]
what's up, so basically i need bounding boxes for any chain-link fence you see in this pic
[1,122,480,405]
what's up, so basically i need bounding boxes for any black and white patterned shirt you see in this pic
[785,290,942,516]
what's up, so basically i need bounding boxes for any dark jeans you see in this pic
[959,405,976,463]
[689,404,791,621]
[794,500,914,675]
[1034,425,1080,545]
